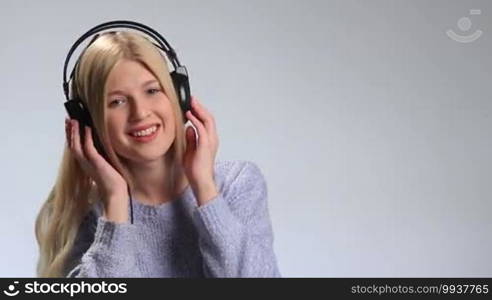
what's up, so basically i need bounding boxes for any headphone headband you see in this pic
[62,20,181,100]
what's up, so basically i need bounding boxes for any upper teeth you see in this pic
[131,125,157,137]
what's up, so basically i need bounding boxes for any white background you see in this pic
[0,0,491,277]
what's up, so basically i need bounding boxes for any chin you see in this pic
[123,143,173,164]
[120,152,167,164]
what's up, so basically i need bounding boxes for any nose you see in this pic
[129,97,150,121]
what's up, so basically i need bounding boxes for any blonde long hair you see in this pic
[35,31,187,277]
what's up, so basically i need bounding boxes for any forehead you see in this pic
[105,59,157,90]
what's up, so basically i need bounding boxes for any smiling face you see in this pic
[104,59,176,164]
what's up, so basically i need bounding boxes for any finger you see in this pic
[65,119,70,146]
[71,120,86,162]
[186,110,209,146]
[185,126,197,150]
[191,96,215,129]
[191,97,219,148]
[191,96,216,131]
[191,97,220,149]
[83,125,99,162]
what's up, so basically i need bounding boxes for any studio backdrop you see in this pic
[0,0,490,277]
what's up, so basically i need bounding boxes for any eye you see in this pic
[147,88,161,95]
[109,99,125,107]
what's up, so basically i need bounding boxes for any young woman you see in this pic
[35,30,280,277]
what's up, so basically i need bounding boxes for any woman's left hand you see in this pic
[183,96,220,206]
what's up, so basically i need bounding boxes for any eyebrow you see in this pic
[107,79,159,96]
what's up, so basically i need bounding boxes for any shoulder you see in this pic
[214,160,267,187]
[214,160,268,205]
[215,159,265,176]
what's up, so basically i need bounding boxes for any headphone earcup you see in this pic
[170,65,191,122]
[64,98,107,160]
[64,99,93,141]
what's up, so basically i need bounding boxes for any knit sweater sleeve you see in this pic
[64,207,141,278]
[192,161,281,277]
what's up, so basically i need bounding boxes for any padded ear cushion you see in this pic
[170,66,191,122]
[64,99,93,140]
[64,98,107,160]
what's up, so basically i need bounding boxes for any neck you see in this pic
[123,155,188,206]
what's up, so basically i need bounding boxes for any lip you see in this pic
[128,124,160,143]
[127,123,160,134]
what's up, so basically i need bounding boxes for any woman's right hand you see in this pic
[65,118,129,223]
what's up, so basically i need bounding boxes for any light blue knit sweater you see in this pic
[65,160,281,277]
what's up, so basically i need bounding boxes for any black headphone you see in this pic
[62,20,191,224]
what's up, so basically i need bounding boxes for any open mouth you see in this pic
[127,124,160,143]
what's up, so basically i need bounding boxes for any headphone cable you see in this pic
[127,183,134,224]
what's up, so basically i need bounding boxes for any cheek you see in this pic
[161,102,177,132]
[167,121,176,139]
[105,115,124,142]
[165,110,177,132]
